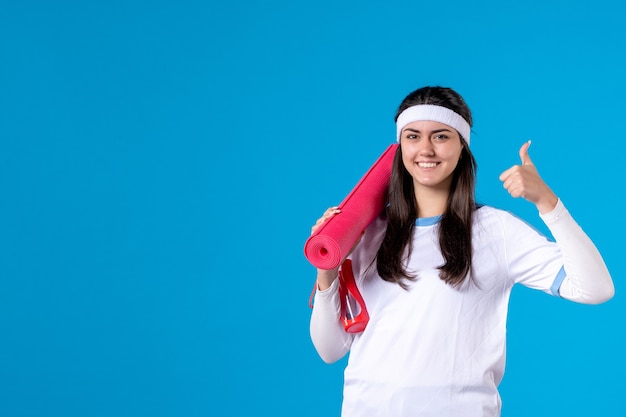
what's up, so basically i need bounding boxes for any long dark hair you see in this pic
[376,86,477,288]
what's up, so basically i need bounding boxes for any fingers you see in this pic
[500,159,537,198]
[499,141,555,206]
[519,140,533,166]
[501,170,526,198]
[498,166,513,182]
[311,206,341,234]
[499,141,534,198]
[499,140,535,182]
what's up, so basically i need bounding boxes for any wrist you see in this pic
[536,192,559,214]
[316,268,339,291]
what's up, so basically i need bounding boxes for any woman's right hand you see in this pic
[311,206,342,290]
[311,206,341,235]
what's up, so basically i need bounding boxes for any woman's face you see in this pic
[399,120,464,192]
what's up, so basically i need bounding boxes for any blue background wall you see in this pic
[1,1,623,416]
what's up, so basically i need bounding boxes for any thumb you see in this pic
[519,140,533,166]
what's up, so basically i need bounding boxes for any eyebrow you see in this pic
[402,128,453,134]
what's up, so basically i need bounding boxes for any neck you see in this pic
[414,184,450,218]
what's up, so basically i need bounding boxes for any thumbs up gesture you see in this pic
[499,141,558,214]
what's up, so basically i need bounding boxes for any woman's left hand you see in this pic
[499,141,558,214]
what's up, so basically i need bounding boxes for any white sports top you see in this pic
[310,200,613,417]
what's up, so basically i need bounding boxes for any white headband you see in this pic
[396,104,471,144]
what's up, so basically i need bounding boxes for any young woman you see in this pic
[309,86,614,417]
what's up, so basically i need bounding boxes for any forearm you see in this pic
[540,199,615,304]
[310,277,353,363]
[316,267,339,291]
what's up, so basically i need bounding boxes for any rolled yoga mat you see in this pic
[304,143,398,270]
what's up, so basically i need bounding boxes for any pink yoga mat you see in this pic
[304,143,398,270]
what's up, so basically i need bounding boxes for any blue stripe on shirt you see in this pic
[550,266,567,296]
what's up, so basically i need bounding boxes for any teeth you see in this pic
[418,162,437,168]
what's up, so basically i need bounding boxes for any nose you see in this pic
[418,139,435,156]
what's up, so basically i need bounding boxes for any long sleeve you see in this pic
[309,277,354,363]
[540,199,615,304]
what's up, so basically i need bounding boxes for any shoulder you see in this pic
[474,204,527,222]
[474,204,512,223]
[349,211,387,270]
[473,204,547,243]
[475,203,510,215]
[361,211,388,250]
[473,204,534,235]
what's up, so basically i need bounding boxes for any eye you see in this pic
[434,134,449,141]
[406,134,418,140]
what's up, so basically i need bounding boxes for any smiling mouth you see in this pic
[417,162,439,168]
